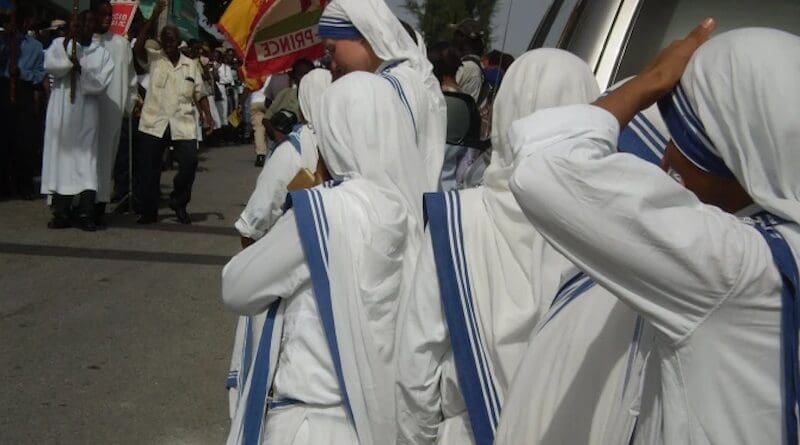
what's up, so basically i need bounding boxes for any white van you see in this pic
[531,0,800,89]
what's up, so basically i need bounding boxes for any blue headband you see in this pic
[658,84,735,178]
[318,17,363,40]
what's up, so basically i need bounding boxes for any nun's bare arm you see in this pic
[595,18,715,128]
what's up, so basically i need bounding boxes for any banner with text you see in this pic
[221,0,327,85]
[110,0,138,36]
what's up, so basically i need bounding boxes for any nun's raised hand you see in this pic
[594,18,715,128]
[641,18,716,97]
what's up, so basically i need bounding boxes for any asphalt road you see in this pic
[0,143,261,444]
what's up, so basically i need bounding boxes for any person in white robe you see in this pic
[394,49,599,445]
[318,0,447,188]
[90,0,135,221]
[226,68,332,419]
[235,68,332,245]
[494,102,670,445]
[509,23,800,444]
[222,71,433,444]
[41,11,114,231]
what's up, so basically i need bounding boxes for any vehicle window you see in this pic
[614,0,800,82]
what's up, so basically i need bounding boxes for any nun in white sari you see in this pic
[494,102,670,445]
[226,68,332,420]
[223,71,429,445]
[394,49,599,445]
[318,0,446,188]
[509,28,800,444]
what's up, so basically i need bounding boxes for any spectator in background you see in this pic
[0,4,46,200]
[452,18,485,103]
[91,0,135,226]
[133,1,213,225]
[248,72,289,166]
[262,58,313,151]
[428,41,463,93]
[452,18,493,140]
[482,49,514,89]
[429,40,484,190]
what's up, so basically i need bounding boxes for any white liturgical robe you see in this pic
[41,38,114,197]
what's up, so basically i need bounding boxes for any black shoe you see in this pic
[174,207,191,225]
[47,217,71,229]
[77,217,98,232]
[136,214,158,224]
[255,155,266,167]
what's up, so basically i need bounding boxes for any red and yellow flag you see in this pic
[219,0,328,89]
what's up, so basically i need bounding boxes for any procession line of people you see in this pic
[217,1,800,444]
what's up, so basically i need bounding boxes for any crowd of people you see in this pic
[3,0,799,443]
[0,0,257,228]
[220,0,800,444]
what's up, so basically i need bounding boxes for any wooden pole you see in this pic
[69,0,79,103]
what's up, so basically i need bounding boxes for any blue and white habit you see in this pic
[223,72,432,445]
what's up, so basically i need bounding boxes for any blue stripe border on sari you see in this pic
[289,189,354,425]
[424,191,501,445]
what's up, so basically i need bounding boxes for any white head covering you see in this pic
[485,49,599,266]
[298,68,333,130]
[318,71,428,223]
[319,0,447,188]
[426,48,600,407]
[319,0,439,97]
[659,28,800,224]
[311,71,427,444]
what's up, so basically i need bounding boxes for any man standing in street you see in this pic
[0,4,45,200]
[91,0,135,226]
[133,0,213,225]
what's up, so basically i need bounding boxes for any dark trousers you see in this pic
[135,127,198,218]
[113,117,138,199]
[52,190,95,219]
[0,78,36,197]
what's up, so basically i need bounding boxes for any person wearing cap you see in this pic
[261,58,314,158]
[249,72,290,167]
[132,0,213,224]
[452,18,485,104]
[90,0,135,226]
[509,20,800,444]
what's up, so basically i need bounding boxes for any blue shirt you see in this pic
[0,33,45,84]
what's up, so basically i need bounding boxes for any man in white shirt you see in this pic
[132,1,213,224]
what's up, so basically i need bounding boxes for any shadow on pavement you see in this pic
[0,242,230,266]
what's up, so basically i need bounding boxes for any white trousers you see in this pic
[264,404,357,444]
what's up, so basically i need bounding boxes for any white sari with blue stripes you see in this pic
[395,49,600,445]
[495,104,669,445]
[508,29,800,444]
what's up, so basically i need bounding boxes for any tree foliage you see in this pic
[198,0,231,24]
[405,0,500,46]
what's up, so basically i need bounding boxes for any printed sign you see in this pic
[109,0,138,36]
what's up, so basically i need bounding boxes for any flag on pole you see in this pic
[219,0,265,56]
[219,0,328,88]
